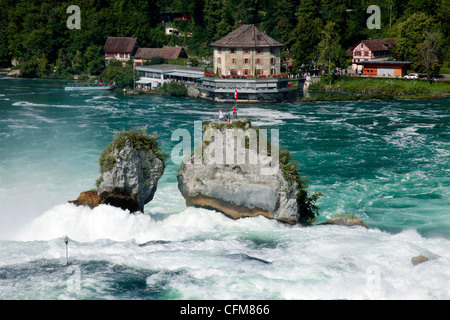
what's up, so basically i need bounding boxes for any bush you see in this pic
[100,61,136,89]
[279,148,322,224]
[158,81,187,97]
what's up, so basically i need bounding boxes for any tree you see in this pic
[317,21,343,85]
[416,31,444,81]
[395,12,436,63]
[291,17,323,70]
[84,45,105,76]
[204,0,234,41]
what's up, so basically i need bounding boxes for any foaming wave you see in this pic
[13,203,239,243]
[12,101,76,109]
[13,101,50,107]
[237,107,300,126]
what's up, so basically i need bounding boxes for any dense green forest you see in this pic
[0,0,448,80]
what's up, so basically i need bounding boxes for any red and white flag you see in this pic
[234,88,238,100]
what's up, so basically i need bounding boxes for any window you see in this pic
[364,51,369,56]
[230,69,237,75]
[270,58,276,64]
[271,68,276,75]
[256,48,263,54]
[257,69,263,75]
[355,51,361,56]
[231,58,236,64]
[243,48,249,54]
[217,57,221,64]
[255,58,261,64]
[270,47,276,54]
[230,48,236,54]
[244,69,249,76]
[244,58,249,64]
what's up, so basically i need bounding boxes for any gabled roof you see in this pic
[134,48,163,59]
[134,46,187,60]
[103,37,138,53]
[210,24,283,48]
[352,38,395,52]
[161,46,186,60]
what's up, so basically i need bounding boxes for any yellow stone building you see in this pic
[210,24,283,77]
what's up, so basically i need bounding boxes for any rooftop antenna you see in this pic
[64,236,69,265]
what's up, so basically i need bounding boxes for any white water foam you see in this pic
[13,203,231,243]
[237,107,300,126]
[3,201,450,299]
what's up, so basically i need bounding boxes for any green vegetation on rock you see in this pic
[279,149,322,224]
[98,126,168,174]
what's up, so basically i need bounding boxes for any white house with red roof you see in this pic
[348,38,395,73]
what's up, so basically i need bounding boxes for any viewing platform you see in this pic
[198,75,304,102]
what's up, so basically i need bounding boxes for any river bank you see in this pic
[303,76,450,101]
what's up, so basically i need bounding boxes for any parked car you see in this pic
[404,73,419,79]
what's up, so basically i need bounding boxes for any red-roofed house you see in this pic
[103,37,139,65]
[349,38,395,73]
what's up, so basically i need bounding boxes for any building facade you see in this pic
[136,64,205,90]
[210,24,283,77]
[355,60,411,78]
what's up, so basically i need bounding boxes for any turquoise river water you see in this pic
[0,76,449,300]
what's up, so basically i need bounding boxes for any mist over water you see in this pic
[0,77,449,299]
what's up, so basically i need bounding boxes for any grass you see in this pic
[308,76,450,98]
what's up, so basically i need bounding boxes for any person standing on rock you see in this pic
[219,109,224,121]
[232,106,237,119]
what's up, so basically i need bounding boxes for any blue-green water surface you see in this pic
[0,76,449,299]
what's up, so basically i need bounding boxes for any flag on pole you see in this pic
[234,88,238,100]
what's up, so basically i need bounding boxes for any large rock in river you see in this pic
[71,127,166,213]
[177,119,318,224]
[97,139,165,212]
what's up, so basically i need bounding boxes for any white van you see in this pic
[404,73,419,79]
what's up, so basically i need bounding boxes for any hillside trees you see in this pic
[0,0,448,76]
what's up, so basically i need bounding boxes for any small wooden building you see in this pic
[355,60,411,78]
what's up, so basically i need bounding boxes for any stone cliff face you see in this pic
[177,120,303,224]
[97,140,165,212]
